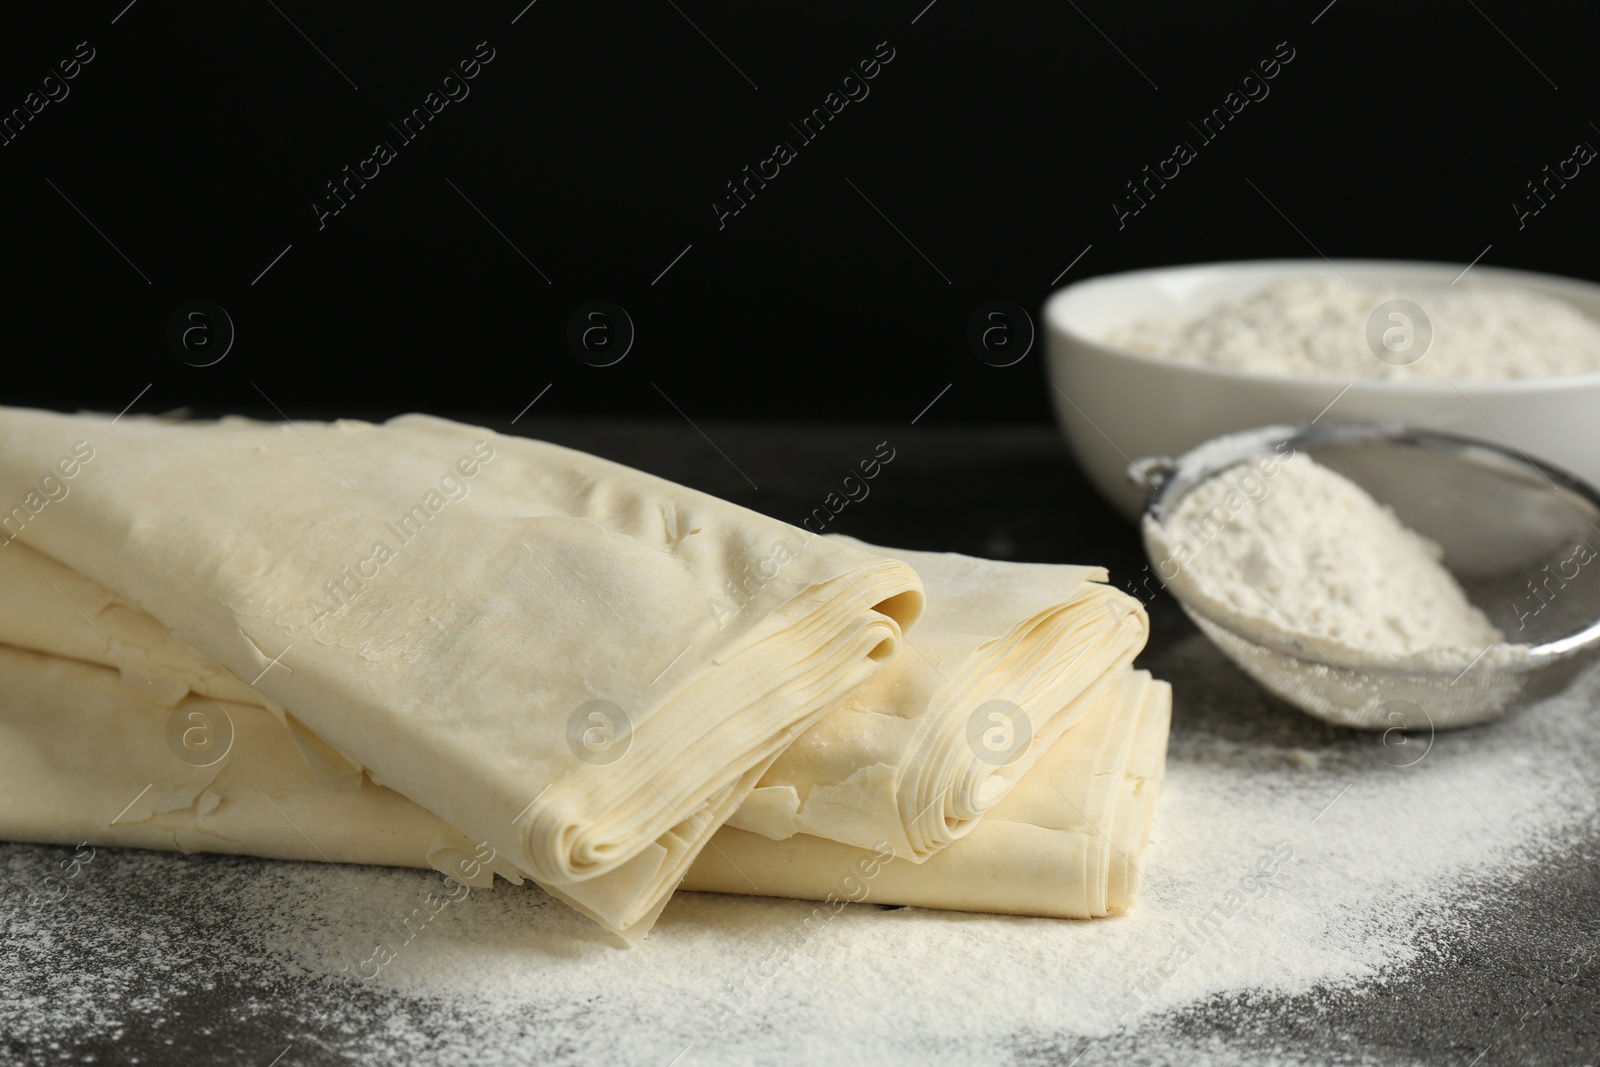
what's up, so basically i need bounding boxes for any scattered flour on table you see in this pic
[3,650,1597,1066]
[1147,452,1504,669]
[1109,275,1600,380]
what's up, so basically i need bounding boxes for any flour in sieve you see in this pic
[1146,452,1504,671]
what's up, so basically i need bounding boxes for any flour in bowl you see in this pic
[1145,451,1503,668]
[1110,275,1600,380]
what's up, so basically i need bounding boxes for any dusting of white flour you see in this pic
[1149,452,1503,669]
[3,646,1596,1066]
[1110,275,1600,380]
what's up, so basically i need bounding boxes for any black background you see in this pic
[2,0,1596,425]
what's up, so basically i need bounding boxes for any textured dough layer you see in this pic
[687,669,1170,917]
[736,537,1148,862]
[0,646,1167,920]
[0,407,921,938]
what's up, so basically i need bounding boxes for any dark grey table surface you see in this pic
[2,418,1597,1066]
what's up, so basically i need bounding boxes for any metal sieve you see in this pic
[1132,423,1600,730]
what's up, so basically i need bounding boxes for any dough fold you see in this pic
[686,669,1171,916]
[0,405,1163,931]
[0,408,921,938]
[736,538,1147,861]
[0,518,1146,876]
[0,646,1167,919]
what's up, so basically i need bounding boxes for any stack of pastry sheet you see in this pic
[0,406,1169,931]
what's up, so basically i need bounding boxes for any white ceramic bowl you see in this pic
[1044,259,1600,518]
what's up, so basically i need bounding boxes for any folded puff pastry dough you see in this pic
[685,668,1170,917]
[0,645,1168,919]
[0,407,923,939]
[735,538,1147,861]
[0,517,1146,876]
